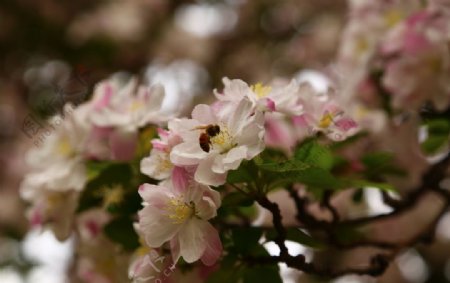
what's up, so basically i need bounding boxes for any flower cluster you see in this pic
[136,77,358,277]
[16,1,450,282]
[20,76,167,240]
[338,0,450,111]
[20,71,360,280]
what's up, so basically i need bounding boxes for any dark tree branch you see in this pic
[244,152,450,278]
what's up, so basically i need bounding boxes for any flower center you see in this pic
[355,37,369,56]
[318,112,334,129]
[319,110,345,129]
[251,83,272,99]
[210,126,235,153]
[166,198,194,224]
[97,184,125,209]
[157,153,173,173]
[384,9,403,28]
[57,138,74,157]
[129,100,144,112]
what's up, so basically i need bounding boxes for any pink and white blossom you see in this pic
[293,83,358,141]
[89,76,167,131]
[76,209,130,283]
[170,99,265,186]
[214,77,303,116]
[381,10,450,110]
[20,105,89,240]
[140,127,183,180]
[138,168,222,265]
[264,112,297,155]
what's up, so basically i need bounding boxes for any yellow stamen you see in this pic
[210,126,235,153]
[97,184,125,209]
[45,192,66,214]
[355,37,369,56]
[157,154,173,173]
[384,9,403,28]
[319,112,334,129]
[129,101,143,112]
[166,198,194,224]
[57,138,73,157]
[251,83,272,99]
[136,245,152,257]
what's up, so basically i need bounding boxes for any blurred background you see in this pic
[2,0,450,282]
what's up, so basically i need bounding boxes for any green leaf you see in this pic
[421,119,450,154]
[103,216,140,251]
[256,158,310,172]
[257,146,343,191]
[361,152,405,177]
[243,266,282,283]
[227,160,257,184]
[273,167,344,191]
[361,152,393,169]
[422,135,449,154]
[86,161,112,181]
[266,228,325,249]
[295,140,333,170]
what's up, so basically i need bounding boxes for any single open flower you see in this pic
[138,168,222,266]
[214,77,303,116]
[140,127,183,180]
[89,76,167,131]
[170,98,265,186]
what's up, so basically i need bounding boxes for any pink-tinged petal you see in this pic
[228,98,253,134]
[335,118,358,131]
[210,101,225,113]
[212,147,247,174]
[216,77,250,101]
[109,130,138,161]
[403,29,431,55]
[195,157,227,186]
[139,205,181,247]
[90,126,114,139]
[265,98,276,112]
[171,166,190,194]
[200,222,222,266]
[138,184,170,210]
[93,83,113,110]
[170,142,207,166]
[140,152,172,180]
[292,115,308,127]
[170,237,181,264]
[151,140,168,151]
[178,218,208,263]
[196,197,219,220]
[85,220,101,238]
[265,115,296,152]
[157,128,170,137]
[30,208,43,227]
[406,11,430,27]
[141,84,165,112]
[202,187,221,209]
[191,104,217,124]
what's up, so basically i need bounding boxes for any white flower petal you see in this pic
[178,218,209,263]
[139,205,181,248]
[194,156,227,186]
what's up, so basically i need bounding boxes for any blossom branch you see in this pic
[245,152,450,277]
